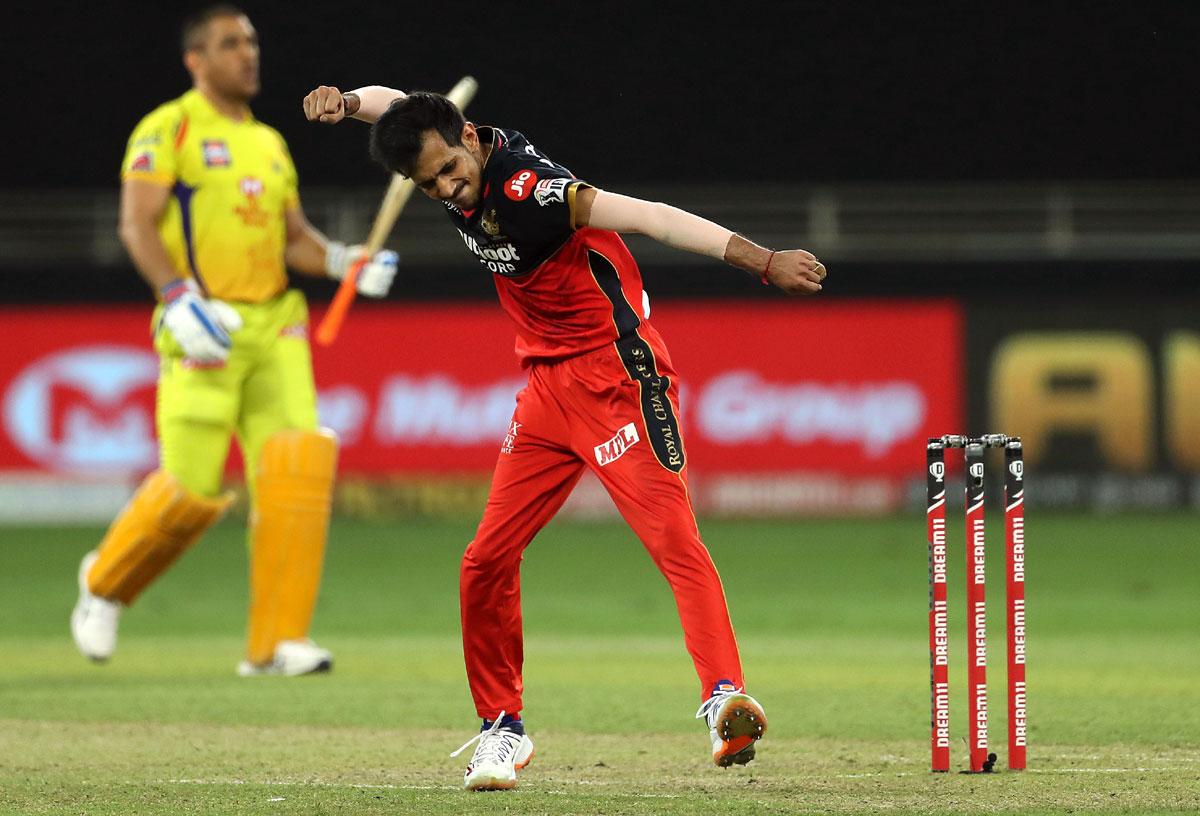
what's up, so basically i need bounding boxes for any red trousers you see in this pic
[460,325,744,719]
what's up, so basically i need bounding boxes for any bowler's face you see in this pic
[411,126,484,210]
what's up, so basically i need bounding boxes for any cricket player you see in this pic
[303,83,825,789]
[70,5,398,676]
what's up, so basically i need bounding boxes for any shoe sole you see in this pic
[237,657,334,677]
[713,695,767,767]
[282,657,333,676]
[516,748,534,771]
[464,745,534,791]
[466,775,517,792]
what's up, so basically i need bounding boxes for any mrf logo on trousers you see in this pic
[594,423,640,466]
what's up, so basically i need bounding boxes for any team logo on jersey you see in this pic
[235,175,268,227]
[239,176,264,198]
[481,208,501,237]
[533,177,569,207]
[503,169,537,201]
[129,152,155,173]
[202,139,231,167]
[594,422,641,466]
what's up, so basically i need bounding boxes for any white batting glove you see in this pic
[326,241,400,298]
[158,279,243,363]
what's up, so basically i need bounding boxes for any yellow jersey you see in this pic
[121,89,299,303]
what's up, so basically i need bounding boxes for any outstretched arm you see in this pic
[575,187,825,295]
[303,85,406,125]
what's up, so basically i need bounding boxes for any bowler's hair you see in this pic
[181,4,246,53]
[369,92,466,178]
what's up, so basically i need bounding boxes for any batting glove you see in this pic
[158,279,243,364]
[326,241,400,298]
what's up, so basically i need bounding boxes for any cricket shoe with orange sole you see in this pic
[451,712,534,791]
[696,680,768,767]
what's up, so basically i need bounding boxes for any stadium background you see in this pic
[2,1,1197,519]
[2,3,1199,813]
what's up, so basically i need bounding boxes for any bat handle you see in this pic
[314,256,367,346]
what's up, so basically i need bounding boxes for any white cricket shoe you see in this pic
[451,712,534,791]
[696,681,767,767]
[236,639,333,677]
[71,550,122,662]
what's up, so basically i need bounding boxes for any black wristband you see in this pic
[342,92,360,117]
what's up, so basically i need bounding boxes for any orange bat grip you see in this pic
[315,256,367,346]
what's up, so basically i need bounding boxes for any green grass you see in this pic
[1,513,1198,814]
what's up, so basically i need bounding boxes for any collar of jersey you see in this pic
[477,125,504,175]
[184,88,255,125]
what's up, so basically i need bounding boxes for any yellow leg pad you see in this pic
[246,429,339,665]
[88,470,234,605]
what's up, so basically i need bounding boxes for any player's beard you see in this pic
[456,155,486,209]
[215,64,259,104]
[452,182,476,210]
[235,70,260,103]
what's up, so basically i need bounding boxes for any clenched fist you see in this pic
[303,85,357,124]
[764,250,826,295]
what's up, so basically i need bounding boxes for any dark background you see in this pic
[8,1,1199,188]
[3,2,1197,303]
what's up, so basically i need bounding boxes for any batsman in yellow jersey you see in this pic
[70,4,397,676]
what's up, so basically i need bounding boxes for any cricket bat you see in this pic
[315,75,479,347]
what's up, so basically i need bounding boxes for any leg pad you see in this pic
[88,470,233,605]
[246,428,338,665]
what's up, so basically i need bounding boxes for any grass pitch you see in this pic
[1,513,1198,814]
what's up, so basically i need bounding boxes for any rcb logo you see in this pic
[481,208,501,237]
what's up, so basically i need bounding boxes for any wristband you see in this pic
[761,251,777,286]
[159,278,189,303]
[325,241,349,279]
[342,92,361,117]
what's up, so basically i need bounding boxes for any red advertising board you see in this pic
[649,300,962,477]
[2,306,159,475]
[1,301,962,492]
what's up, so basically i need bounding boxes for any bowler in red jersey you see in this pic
[303,82,825,791]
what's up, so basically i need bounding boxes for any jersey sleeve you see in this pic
[493,150,591,247]
[120,104,182,186]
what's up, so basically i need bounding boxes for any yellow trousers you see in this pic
[154,289,318,498]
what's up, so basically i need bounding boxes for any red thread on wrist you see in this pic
[760,251,776,286]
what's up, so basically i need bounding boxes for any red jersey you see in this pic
[442,127,647,365]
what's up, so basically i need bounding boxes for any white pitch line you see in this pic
[164,778,679,799]
[1027,768,1172,774]
[170,779,457,791]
